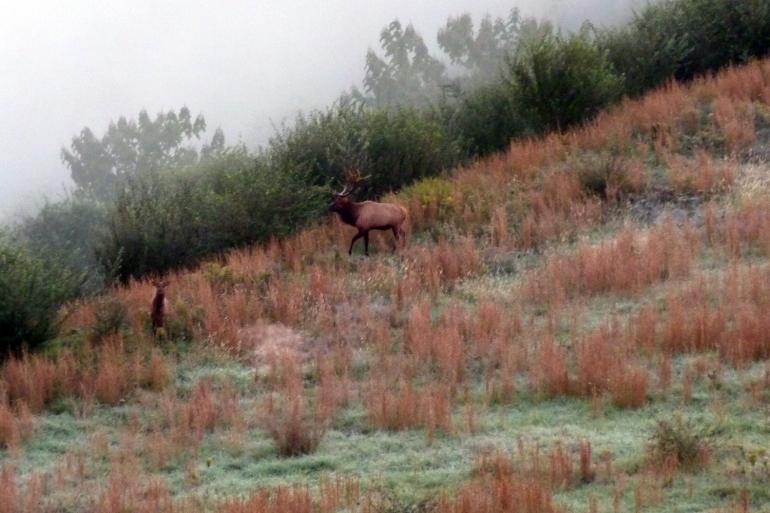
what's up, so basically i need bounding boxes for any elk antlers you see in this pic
[334,169,371,197]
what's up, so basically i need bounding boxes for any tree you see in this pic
[508,25,623,133]
[16,196,107,294]
[437,9,522,84]
[356,21,447,108]
[61,107,224,201]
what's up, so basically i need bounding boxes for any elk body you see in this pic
[150,280,169,333]
[330,185,407,256]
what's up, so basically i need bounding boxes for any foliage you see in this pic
[649,415,711,471]
[356,21,447,108]
[599,0,770,95]
[401,178,457,217]
[437,9,522,84]
[89,297,129,342]
[507,26,623,133]
[98,148,327,282]
[0,235,82,354]
[61,107,224,201]
[270,100,457,198]
[596,1,691,96]
[268,98,369,188]
[364,108,456,195]
[443,80,523,157]
[15,196,107,294]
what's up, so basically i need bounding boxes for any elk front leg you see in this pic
[364,232,370,256]
[349,231,364,255]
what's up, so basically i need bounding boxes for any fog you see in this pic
[0,0,641,220]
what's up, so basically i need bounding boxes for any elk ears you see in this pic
[151,279,170,288]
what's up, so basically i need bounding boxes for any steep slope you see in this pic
[3,59,770,512]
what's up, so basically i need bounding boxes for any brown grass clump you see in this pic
[257,352,326,457]
[1,353,57,413]
[711,96,756,153]
[364,378,453,438]
[0,467,19,513]
[664,150,736,196]
[574,324,648,409]
[94,339,133,405]
[438,460,562,513]
[217,481,360,513]
[608,366,648,410]
[259,390,326,458]
[92,465,175,513]
[0,401,32,449]
[530,335,570,398]
[525,221,697,306]
[719,202,770,259]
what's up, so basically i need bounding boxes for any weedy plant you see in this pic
[648,415,711,473]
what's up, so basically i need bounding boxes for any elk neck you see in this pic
[337,201,361,227]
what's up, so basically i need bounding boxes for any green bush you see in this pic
[98,147,327,282]
[0,235,83,354]
[16,196,107,294]
[364,108,457,195]
[443,80,524,157]
[599,0,770,96]
[270,99,458,198]
[507,26,623,134]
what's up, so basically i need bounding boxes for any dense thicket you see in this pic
[598,0,770,96]
[0,234,82,353]
[97,148,327,282]
[17,197,107,293]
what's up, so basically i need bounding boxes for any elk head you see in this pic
[151,280,169,294]
[329,169,370,212]
[329,183,353,213]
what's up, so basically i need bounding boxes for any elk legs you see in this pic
[349,230,369,256]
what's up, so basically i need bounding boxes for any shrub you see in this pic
[98,149,327,282]
[89,297,129,342]
[443,80,524,157]
[599,0,770,95]
[508,26,623,134]
[574,153,647,201]
[0,235,82,354]
[401,177,457,221]
[270,100,458,198]
[648,415,711,472]
[15,197,107,294]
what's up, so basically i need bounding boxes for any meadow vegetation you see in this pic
[4,0,770,511]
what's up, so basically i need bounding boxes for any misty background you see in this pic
[0,0,641,219]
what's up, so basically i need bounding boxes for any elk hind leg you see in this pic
[396,225,406,250]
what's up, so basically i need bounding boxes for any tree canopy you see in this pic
[61,107,224,201]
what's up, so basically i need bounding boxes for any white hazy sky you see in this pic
[0,0,640,219]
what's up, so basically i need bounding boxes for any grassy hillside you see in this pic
[4,59,770,512]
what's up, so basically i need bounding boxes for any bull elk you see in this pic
[329,173,407,256]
